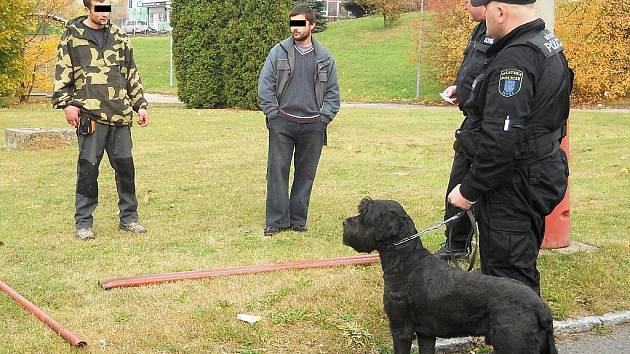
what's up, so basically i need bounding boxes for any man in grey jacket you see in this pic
[258,4,340,237]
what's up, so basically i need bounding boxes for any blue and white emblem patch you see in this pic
[498,69,523,97]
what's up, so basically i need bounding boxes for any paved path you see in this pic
[434,310,630,353]
[144,93,630,113]
[556,322,630,354]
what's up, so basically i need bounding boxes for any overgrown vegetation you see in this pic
[422,0,630,105]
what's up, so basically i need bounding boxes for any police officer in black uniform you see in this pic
[448,0,573,295]
[435,0,495,261]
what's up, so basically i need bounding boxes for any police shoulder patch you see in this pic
[498,69,523,98]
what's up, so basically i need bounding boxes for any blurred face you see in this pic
[464,0,486,22]
[86,0,111,27]
[290,14,315,42]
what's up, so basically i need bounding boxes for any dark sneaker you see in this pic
[76,227,95,241]
[263,226,289,237]
[119,221,147,233]
[434,243,468,261]
[291,225,308,232]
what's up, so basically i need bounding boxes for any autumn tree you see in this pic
[19,0,82,101]
[0,0,31,97]
[420,0,473,86]
[556,0,630,104]
[422,0,629,104]
[357,0,415,28]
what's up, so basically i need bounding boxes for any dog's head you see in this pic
[343,197,418,253]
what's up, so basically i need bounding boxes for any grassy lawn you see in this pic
[315,13,440,102]
[131,13,440,102]
[0,105,628,353]
[131,36,178,96]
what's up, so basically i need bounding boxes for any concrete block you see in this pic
[4,128,76,149]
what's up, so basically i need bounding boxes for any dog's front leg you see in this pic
[417,335,436,354]
[390,323,414,354]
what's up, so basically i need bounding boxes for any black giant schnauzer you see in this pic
[343,198,557,354]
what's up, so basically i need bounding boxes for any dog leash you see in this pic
[461,209,478,272]
[392,211,466,246]
[391,209,479,271]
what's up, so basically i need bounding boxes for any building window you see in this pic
[327,1,339,18]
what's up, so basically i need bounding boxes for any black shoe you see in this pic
[263,226,289,237]
[291,225,308,232]
[434,243,468,261]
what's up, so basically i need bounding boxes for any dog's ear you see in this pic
[358,197,372,215]
[377,202,418,241]
[399,208,417,235]
[379,207,404,240]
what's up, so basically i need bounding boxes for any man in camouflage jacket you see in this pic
[52,0,150,240]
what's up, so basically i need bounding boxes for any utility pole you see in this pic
[535,0,555,31]
[168,6,173,87]
[534,0,571,250]
[415,0,425,98]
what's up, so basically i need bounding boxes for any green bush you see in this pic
[0,0,31,96]
[172,0,291,109]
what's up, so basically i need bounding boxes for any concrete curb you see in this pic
[434,310,630,353]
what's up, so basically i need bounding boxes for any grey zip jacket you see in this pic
[258,36,340,124]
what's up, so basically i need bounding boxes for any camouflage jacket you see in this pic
[51,16,148,126]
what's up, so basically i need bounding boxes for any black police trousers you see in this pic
[265,117,326,229]
[75,123,138,229]
[442,151,473,249]
[477,150,569,296]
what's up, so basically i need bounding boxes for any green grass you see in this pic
[0,105,628,353]
[131,36,178,95]
[131,13,439,101]
[315,13,440,102]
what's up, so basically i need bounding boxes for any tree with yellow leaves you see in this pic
[556,0,630,104]
[422,0,629,105]
[0,0,32,97]
[357,0,416,28]
[19,0,82,102]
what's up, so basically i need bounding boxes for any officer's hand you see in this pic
[448,184,474,210]
[63,106,80,127]
[444,85,458,104]
[137,109,150,127]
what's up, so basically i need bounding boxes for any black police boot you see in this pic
[434,243,469,261]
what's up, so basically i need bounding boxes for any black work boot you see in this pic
[434,243,469,261]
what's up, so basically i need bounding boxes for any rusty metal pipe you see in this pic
[101,254,380,290]
[0,280,87,348]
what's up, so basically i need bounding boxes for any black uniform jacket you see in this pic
[459,19,573,202]
[456,21,494,113]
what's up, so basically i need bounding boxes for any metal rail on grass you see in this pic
[100,254,381,290]
[0,280,87,348]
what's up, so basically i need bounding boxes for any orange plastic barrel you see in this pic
[542,134,571,249]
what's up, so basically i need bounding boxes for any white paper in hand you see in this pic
[440,88,455,104]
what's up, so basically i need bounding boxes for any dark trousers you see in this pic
[266,118,325,228]
[477,150,569,296]
[75,123,138,229]
[442,151,473,248]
